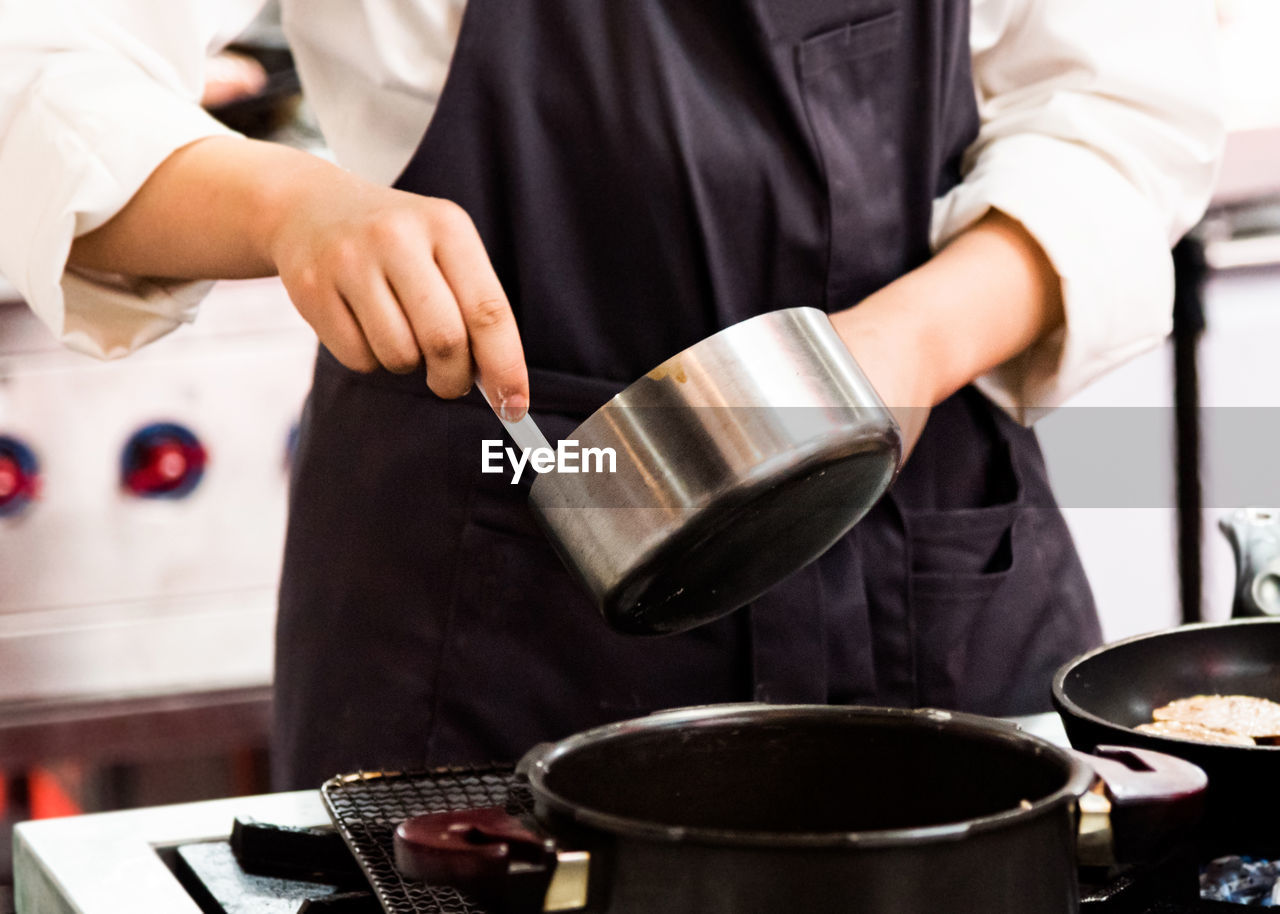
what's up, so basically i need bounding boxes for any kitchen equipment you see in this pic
[528,307,901,635]
[0,280,314,742]
[384,705,1205,914]
[12,745,1234,914]
[1219,507,1280,616]
[1053,617,1280,851]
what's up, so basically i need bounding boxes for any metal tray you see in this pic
[321,766,526,914]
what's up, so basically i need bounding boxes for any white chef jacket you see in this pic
[0,0,1224,421]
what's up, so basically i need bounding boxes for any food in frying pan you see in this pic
[1134,694,1280,746]
[1134,719,1255,746]
[1154,695,1280,738]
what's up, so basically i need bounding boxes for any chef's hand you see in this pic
[829,209,1064,457]
[69,136,530,419]
[265,161,529,418]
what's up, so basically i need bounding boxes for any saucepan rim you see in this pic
[518,703,1095,850]
[527,305,901,501]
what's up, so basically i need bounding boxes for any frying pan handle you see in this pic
[1072,745,1207,865]
[394,807,589,913]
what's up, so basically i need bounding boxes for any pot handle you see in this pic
[1072,745,1207,866]
[394,807,590,913]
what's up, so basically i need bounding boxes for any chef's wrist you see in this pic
[247,142,349,273]
[834,209,1064,408]
[829,297,945,409]
[827,295,940,460]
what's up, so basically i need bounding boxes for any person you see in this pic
[0,0,1222,788]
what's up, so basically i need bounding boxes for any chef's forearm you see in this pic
[69,136,330,279]
[830,208,1064,411]
[69,133,531,410]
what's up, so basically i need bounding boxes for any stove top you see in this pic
[320,767,1271,914]
[13,767,1275,913]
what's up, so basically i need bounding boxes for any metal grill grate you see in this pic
[322,766,528,914]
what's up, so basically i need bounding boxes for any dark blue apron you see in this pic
[273,0,1101,789]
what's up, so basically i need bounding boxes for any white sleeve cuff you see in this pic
[0,53,235,359]
[932,133,1175,425]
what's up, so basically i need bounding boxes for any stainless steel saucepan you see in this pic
[528,307,901,636]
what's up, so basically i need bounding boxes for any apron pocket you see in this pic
[904,505,1045,713]
[796,12,901,76]
[427,509,753,764]
[426,516,614,763]
[754,0,898,44]
[909,503,1020,600]
[796,11,906,305]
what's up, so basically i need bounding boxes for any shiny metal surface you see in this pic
[530,307,900,635]
[1220,507,1280,616]
[544,851,591,912]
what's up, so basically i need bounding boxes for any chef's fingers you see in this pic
[385,252,473,399]
[336,270,422,375]
[289,279,379,373]
[430,202,528,420]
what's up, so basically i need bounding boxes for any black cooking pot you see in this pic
[394,705,1205,914]
[1053,617,1280,852]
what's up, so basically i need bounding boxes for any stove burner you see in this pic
[230,818,367,885]
[173,840,376,914]
[170,818,376,913]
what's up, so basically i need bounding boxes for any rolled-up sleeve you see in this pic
[934,0,1226,422]
[0,0,261,359]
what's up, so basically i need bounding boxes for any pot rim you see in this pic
[518,703,1095,849]
[1052,617,1280,754]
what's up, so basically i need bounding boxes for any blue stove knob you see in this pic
[121,423,207,498]
[0,436,40,517]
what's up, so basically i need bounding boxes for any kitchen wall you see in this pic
[1040,257,1280,641]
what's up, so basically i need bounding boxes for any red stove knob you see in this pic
[0,437,40,517]
[122,424,207,497]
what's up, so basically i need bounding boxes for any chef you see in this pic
[0,1,1222,788]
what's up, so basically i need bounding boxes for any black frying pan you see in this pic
[1053,617,1280,852]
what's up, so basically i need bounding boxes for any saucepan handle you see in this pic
[1072,745,1207,866]
[394,807,590,913]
